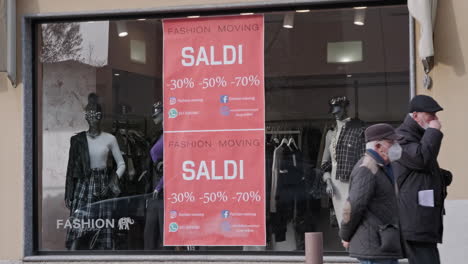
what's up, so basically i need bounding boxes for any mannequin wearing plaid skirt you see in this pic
[65,93,126,250]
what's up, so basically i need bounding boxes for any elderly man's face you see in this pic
[376,140,394,163]
[413,112,438,129]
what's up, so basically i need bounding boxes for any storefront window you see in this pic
[37,5,409,252]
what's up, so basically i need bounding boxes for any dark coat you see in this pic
[340,151,403,260]
[65,132,91,209]
[393,115,452,243]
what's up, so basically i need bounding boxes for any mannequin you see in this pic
[144,101,165,250]
[150,102,164,196]
[64,93,126,250]
[321,96,365,228]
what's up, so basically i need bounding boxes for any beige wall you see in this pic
[2,0,468,260]
[414,0,468,200]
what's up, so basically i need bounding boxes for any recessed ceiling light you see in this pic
[137,18,147,21]
[187,15,200,18]
[114,73,120,76]
[116,21,128,37]
[240,13,254,15]
[296,9,310,13]
[354,21,364,26]
[354,6,367,10]
[283,13,294,29]
[347,74,352,78]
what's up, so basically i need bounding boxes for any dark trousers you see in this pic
[144,198,164,250]
[404,240,440,264]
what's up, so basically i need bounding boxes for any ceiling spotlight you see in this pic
[114,73,120,76]
[240,13,254,15]
[296,9,310,13]
[116,21,128,37]
[137,18,147,21]
[354,9,366,26]
[187,15,200,18]
[347,74,353,78]
[353,6,367,10]
[283,13,294,29]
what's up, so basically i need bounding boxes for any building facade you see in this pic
[0,0,467,263]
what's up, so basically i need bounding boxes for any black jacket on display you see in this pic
[393,116,452,243]
[65,132,91,208]
[340,151,403,260]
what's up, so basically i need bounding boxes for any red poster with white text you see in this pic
[162,15,265,246]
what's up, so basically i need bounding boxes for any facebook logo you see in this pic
[220,95,229,103]
[221,210,230,218]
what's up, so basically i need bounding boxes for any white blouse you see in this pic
[86,132,126,177]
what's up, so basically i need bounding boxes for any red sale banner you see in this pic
[162,15,265,246]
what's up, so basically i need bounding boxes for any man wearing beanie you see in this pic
[340,124,404,264]
[393,95,453,264]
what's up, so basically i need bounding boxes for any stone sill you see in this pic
[21,255,359,263]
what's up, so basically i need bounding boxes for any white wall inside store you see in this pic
[41,61,97,250]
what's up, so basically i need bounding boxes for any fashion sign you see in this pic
[163,15,265,246]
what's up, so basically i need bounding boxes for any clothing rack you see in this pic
[266,130,302,150]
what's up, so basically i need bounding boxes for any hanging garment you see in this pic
[271,143,305,242]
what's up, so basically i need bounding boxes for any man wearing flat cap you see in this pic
[340,124,404,264]
[393,95,452,264]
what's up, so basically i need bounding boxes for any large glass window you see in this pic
[37,5,409,252]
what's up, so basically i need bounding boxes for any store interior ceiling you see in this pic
[107,5,409,81]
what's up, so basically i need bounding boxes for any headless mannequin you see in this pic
[321,105,351,228]
[144,103,165,250]
[151,111,163,198]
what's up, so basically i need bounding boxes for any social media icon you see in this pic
[168,108,178,118]
[221,210,230,218]
[169,222,179,232]
[220,95,229,104]
[221,221,231,232]
[220,106,230,116]
[169,97,177,105]
[170,210,178,219]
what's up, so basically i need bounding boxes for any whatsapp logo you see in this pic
[168,108,178,119]
[169,222,179,232]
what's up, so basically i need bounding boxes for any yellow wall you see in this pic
[414,0,468,200]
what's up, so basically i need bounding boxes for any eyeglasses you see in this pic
[85,111,102,120]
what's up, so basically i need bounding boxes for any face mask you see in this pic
[388,143,402,162]
[413,114,429,130]
[419,120,429,130]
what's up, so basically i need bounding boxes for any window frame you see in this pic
[23,0,413,260]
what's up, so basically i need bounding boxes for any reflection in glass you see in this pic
[38,5,409,252]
